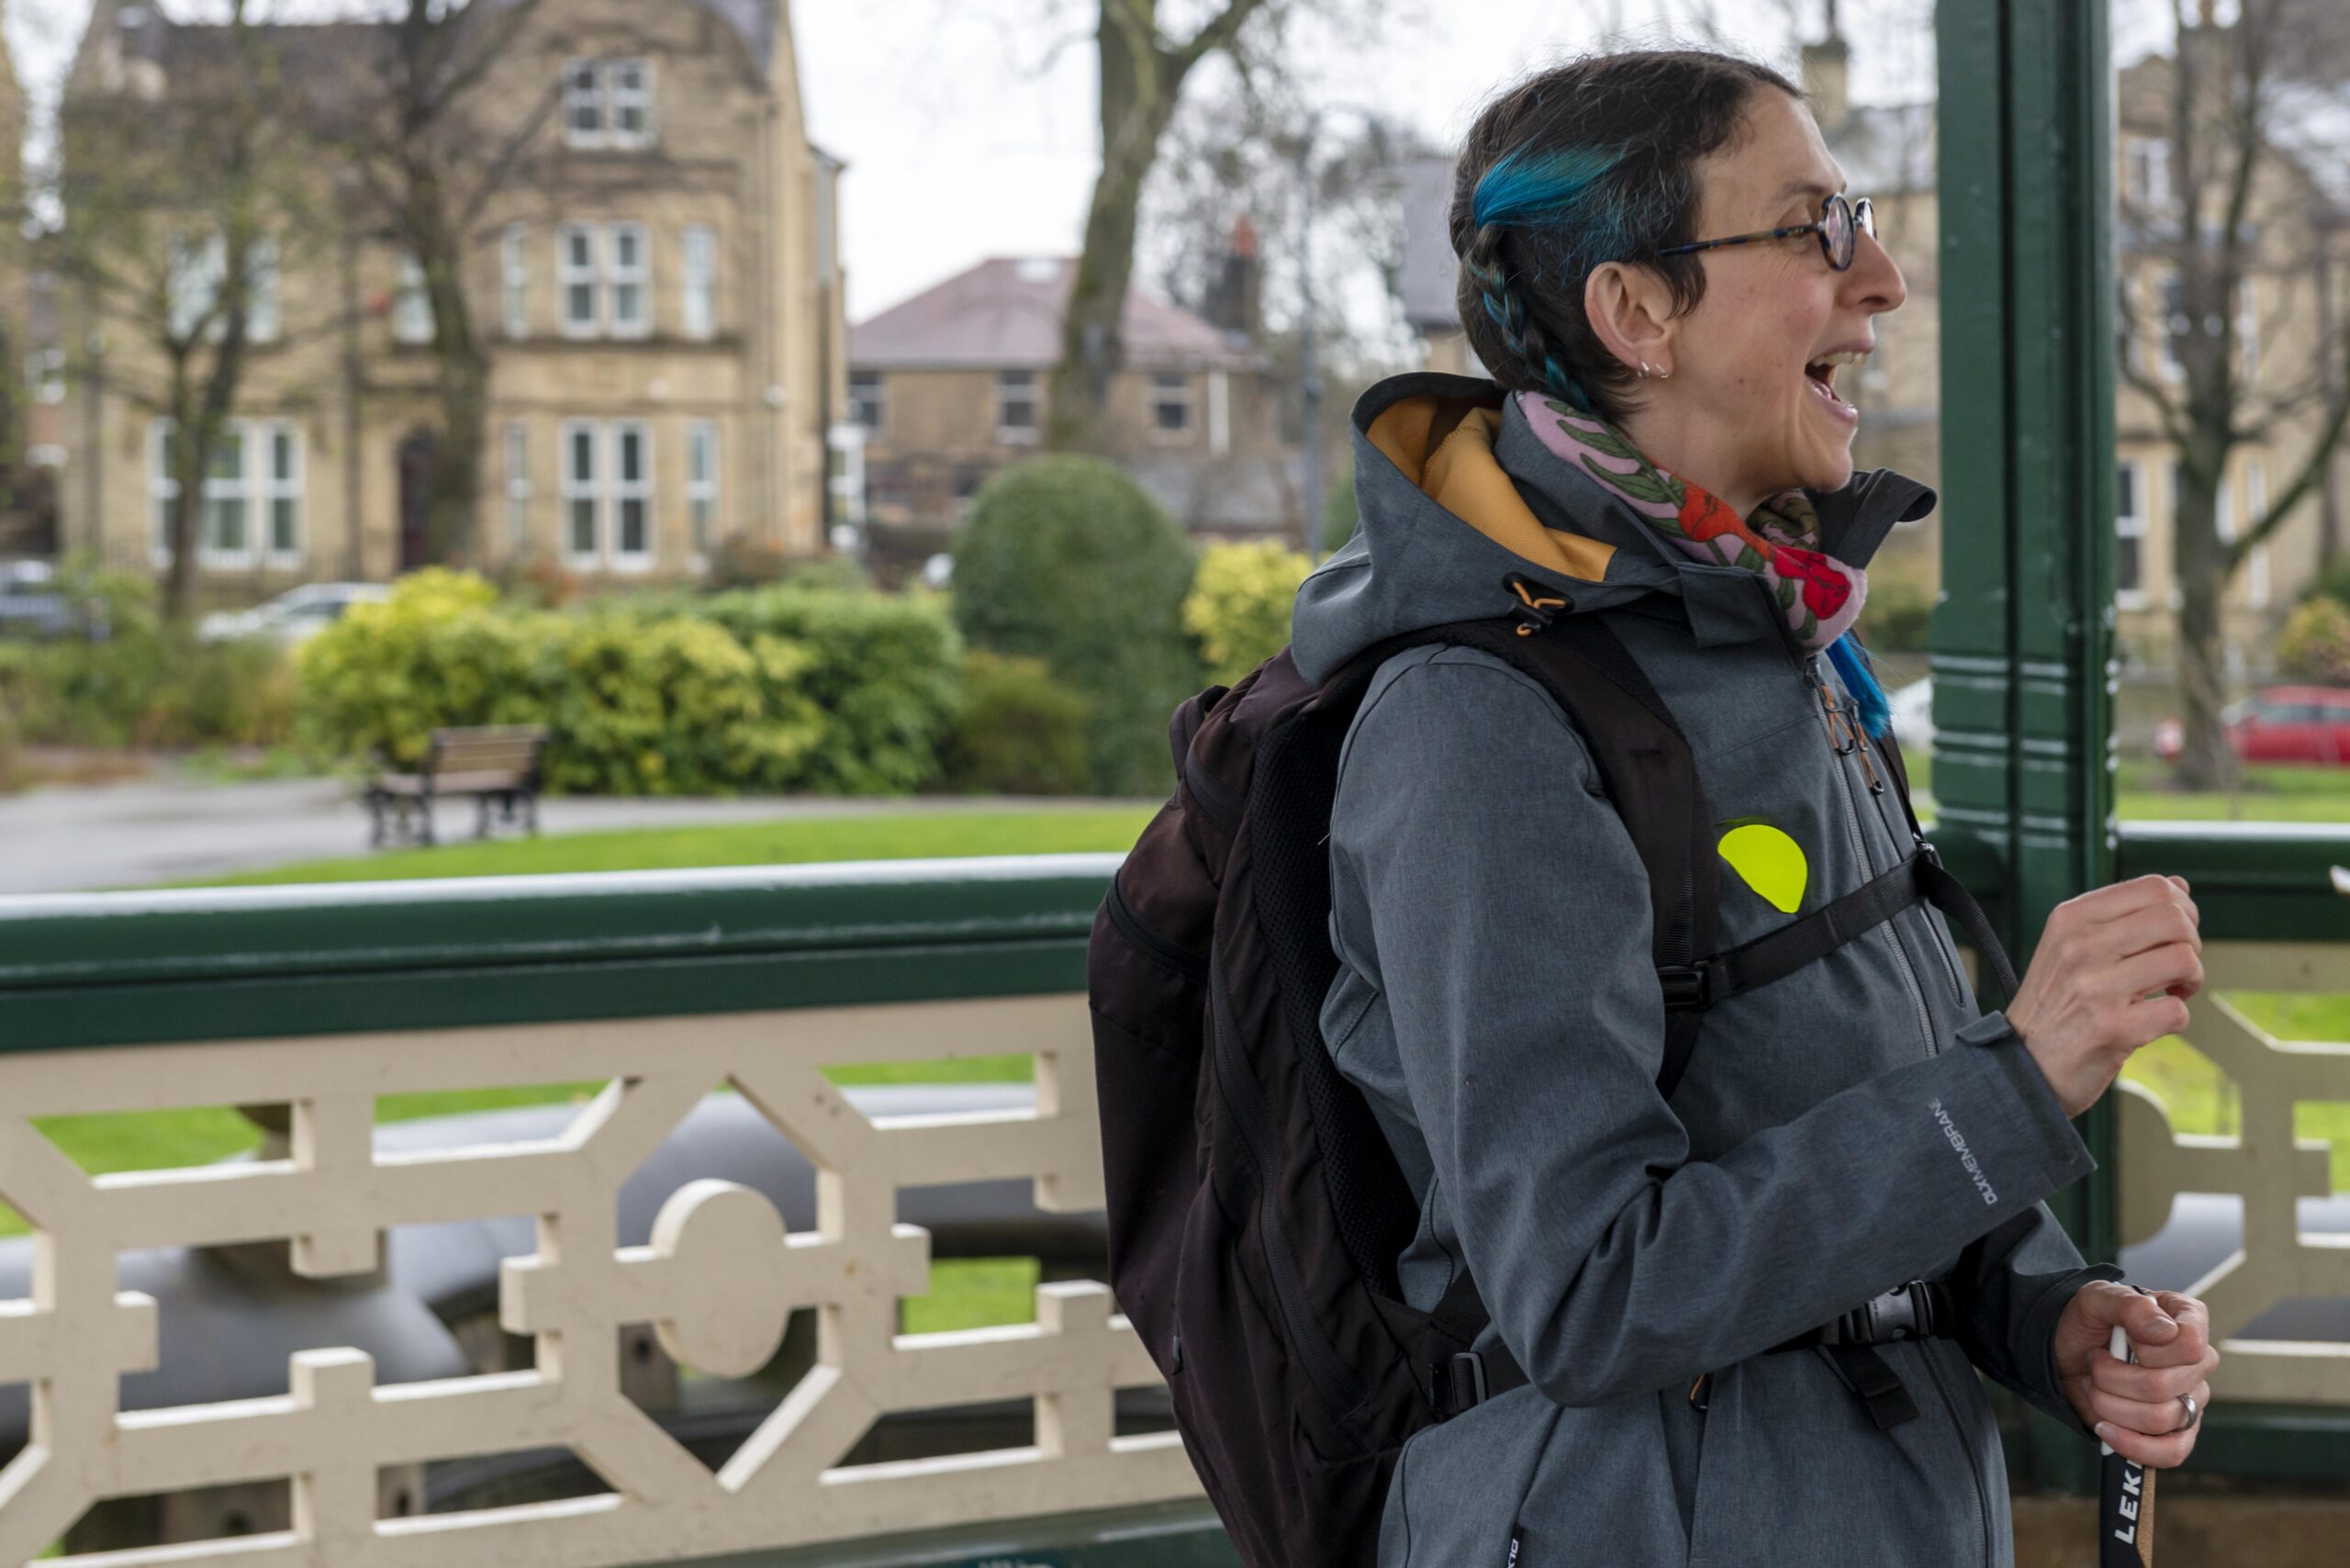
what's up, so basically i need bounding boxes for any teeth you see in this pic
[1814,349,1869,368]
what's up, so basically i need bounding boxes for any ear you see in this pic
[1583,261,1677,375]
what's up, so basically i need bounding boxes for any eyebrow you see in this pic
[1773,175,1849,207]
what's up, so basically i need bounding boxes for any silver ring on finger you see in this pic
[2177,1392,2199,1432]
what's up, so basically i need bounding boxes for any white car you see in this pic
[1888,677,1933,749]
[197,582,390,645]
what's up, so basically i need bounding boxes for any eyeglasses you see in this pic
[1655,192,1878,272]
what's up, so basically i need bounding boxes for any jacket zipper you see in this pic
[1183,757,1244,833]
[1917,1341,1994,1568]
[1209,964,1372,1434]
[1104,877,1209,983]
[1805,656,1939,1058]
[1858,725,1970,1008]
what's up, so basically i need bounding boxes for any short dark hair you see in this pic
[1450,50,1803,422]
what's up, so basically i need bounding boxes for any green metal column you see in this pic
[1934,0,2120,1497]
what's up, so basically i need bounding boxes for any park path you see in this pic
[0,776,1095,894]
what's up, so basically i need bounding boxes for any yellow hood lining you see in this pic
[1365,395,1617,586]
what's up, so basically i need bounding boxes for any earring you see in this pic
[1637,360,1651,379]
[1657,365,1673,380]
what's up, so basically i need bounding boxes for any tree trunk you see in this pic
[1048,20,1180,453]
[2170,458,2236,791]
[408,165,487,565]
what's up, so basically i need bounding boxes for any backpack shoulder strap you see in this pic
[1405,612,1718,1106]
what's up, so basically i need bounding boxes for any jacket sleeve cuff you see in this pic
[1950,1009,2098,1193]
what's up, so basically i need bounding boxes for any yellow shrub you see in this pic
[1181,541,1313,686]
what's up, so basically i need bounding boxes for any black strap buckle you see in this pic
[1833,1280,1938,1345]
[1433,1350,1490,1419]
[1657,962,1714,1013]
[1503,576,1569,637]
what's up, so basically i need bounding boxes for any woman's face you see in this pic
[1656,90,1906,500]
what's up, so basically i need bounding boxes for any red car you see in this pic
[2154,685,2350,766]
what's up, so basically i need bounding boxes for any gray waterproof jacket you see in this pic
[1295,375,2122,1568]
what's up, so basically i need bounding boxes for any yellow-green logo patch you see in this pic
[1718,823,1808,913]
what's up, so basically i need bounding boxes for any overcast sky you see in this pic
[6,1,2178,324]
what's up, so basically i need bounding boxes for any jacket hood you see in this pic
[1290,372,1937,685]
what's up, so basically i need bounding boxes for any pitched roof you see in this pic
[848,257,1258,372]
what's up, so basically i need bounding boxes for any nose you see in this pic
[1845,227,1905,315]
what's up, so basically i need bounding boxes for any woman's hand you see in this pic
[2007,875,2203,1118]
[2055,1282,2216,1468]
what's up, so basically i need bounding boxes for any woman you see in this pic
[1294,50,2216,1565]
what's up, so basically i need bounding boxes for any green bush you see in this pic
[0,555,298,749]
[952,455,1202,797]
[699,586,962,793]
[1323,467,1360,554]
[1858,566,1935,654]
[297,569,958,795]
[940,651,1091,795]
[1183,540,1312,684]
[2278,595,2350,687]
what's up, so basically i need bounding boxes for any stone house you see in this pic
[845,245,1290,562]
[56,0,847,604]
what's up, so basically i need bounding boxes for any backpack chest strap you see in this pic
[1660,844,2011,1014]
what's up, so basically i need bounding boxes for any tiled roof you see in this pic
[848,257,1258,372]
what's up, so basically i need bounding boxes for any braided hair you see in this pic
[1449,50,1802,420]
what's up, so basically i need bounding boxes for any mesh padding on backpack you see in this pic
[1248,700,1421,1301]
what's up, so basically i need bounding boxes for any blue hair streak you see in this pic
[1472,143,1630,230]
[1826,631,1892,741]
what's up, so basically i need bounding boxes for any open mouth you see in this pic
[1804,349,1867,419]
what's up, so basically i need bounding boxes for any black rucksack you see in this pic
[1084,587,2011,1568]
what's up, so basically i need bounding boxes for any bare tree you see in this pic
[302,0,557,566]
[49,0,310,620]
[1048,0,1300,452]
[2116,0,2350,789]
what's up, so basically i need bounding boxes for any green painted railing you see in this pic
[3,831,2343,1551]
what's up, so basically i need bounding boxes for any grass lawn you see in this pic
[1901,750,2350,824]
[172,804,1163,888]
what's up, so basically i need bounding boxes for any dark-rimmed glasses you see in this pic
[1655,192,1877,272]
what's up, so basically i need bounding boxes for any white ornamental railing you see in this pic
[0,993,1200,1565]
[2118,940,2350,1406]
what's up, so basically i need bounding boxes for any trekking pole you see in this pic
[2098,1324,2154,1565]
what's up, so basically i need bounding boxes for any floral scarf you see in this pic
[1514,392,1866,652]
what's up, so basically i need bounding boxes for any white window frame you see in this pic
[168,230,225,342]
[995,370,1039,444]
[262,420,302,567]
[148,420,178,567]
[246,236,280,344]
[30,347,64,406]
[505,420,531,549]
[2246,457,2270,610]
[608,59,655,150]
[610,421,654,570]
[607,223,650,340]
[849,370,885,435]
[1149,372,1192,439]
[681,225,717,341]
[2125,136,2172,211]
[559,225,600,338]
[394,252,434,346]
[502,223,530,340]
[2115,457,2147,609]
[2236,275,2258,385]
[562,58,606,147]
[688,420,719,563]
[198,424,252,568]
[562,60,656,151]
[561,419,600,567]
[2158,271,2187,383]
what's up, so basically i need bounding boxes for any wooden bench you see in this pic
[364,724,549,847]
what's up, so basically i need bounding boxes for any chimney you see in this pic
[1204,215,1263,344]
[1801,34,1851,134]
